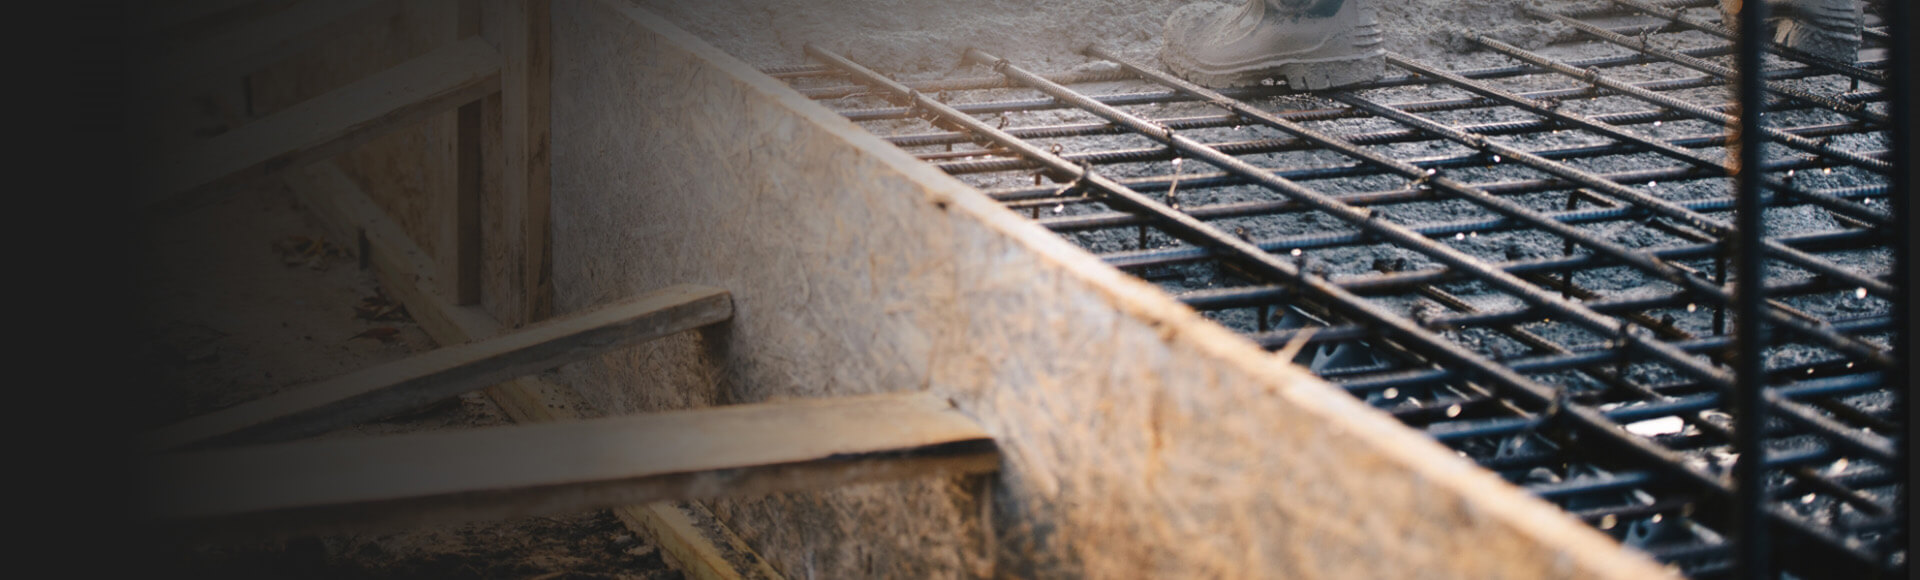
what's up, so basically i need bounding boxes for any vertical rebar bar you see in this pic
[1886,0,1915,577]
[1730,0,1771,577]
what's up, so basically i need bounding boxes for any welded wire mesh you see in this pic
[771,1,1904,577]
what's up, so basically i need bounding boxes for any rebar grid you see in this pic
[773,1,1904,577]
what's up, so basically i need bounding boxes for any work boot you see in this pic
[1161,0,1385,90]
[1719,0,1863,62]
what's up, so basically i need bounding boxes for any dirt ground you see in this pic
[130,179,685,579]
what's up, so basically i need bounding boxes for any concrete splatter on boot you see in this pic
[1160,0,1385,90]
[1719,0,1863,62]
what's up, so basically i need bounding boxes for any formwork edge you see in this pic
[561,1,1677,577]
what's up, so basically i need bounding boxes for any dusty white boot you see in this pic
[1160,0,1386,90]
[1719,0,1863,62]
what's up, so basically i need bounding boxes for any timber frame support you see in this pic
[128,3,903,578]
[130,1,1700,578]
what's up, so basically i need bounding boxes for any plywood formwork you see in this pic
[137,0,762,572]
[242,0,459,266]
[155,0,1718,576]
[544,1,1676,578]
[239,0,549,327]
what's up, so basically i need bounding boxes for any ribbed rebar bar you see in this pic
[1883,0,1916,577]
[1528,5,1883,123]
[790,11,1903,573]
[882,57,1885,149]
[1472,35,1891,173]
[1731,1,1773,575]
[1080,46,1889,370]
[1606,0,1885,82]
[1372,55,1896,290]
[936,49,1911,569]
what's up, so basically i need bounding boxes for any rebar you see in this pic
[1089,46,1890,368]
[1731,2,1774,573]
[781,6,1905,575]
[1606,0,1886,82]
[1472,36,1892,173]
[1527,5,1884,123]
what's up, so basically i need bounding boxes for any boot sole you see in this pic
[1167,50,1385,91]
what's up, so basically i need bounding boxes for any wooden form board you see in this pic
[216,0,549,329]
[144,284,733,450]
[138,392,999,538]
[284,161,784,579]
[484,0,556,325]
[239,0,463,288]
[135,35,501,212]
[548,2,1676,578]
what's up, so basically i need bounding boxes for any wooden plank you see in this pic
[486,7,769,573]
[294,161,594,458]
[235,0,459,267]
[135,0,383,93]
[503,0,555,324]
[145,284,733,450]
[614,502,787,580]
[290,162,497,340]
[136,37,502,213]
[138,393,999,538]
[285,160,783,578]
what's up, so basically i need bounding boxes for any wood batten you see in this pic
[134,2,781,577]
[145,284,734,451]
[284,160,782,579]
[139,393,999,538]
[136,37,502,212]
[490,0,556,324]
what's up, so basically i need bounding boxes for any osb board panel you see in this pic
[549,1,1673,578]
[248,0,457,277]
